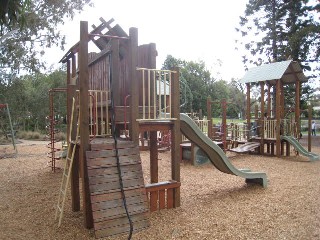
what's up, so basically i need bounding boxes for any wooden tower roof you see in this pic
[240,60,308,85]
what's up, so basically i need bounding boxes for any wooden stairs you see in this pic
[86,139,149,238]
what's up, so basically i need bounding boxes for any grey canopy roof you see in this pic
[240,60,308,85]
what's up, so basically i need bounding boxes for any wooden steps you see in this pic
[86,140,149,238]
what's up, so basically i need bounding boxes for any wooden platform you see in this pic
[86,140,149,238]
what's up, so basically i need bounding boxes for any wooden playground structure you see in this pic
[53,17,316,239]
[194,60,320,162]
[56,18,181,238]
[204,60,314,159]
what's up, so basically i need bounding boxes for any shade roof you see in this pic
[240,60,308,85]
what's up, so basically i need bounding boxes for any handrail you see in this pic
[136,68,176,121]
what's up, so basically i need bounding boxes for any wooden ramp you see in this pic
[86,140,149,238]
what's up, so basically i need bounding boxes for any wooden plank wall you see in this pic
[86,141,149,238]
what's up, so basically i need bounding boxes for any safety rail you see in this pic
[264,120,277,139]
[264,119,295,139]
[76,90,111,137]
[136,68,176,121]
[230,123,248,141]
[281,119,296,136]
[182,119,209,142]
[88,90,110,137]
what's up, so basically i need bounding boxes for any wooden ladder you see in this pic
[55,98,80,227]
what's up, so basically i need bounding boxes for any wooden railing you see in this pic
[264,119,295,139]
[136,68,176,121]
[77,90,111,137]
[230,123,248,141]
[182,119,209,142]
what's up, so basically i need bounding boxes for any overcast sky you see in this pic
[48,0,248,80]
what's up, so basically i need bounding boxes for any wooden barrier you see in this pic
[145,180,181,212]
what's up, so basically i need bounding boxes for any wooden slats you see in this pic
[87,164,142,177]
[145,180,181,212]
[91,188,146,203]
[93,203,148,222]
[89,177,145,195]
[95,215,149,238]
[87,146,140,159]
[90,140,137,151]
[86,142,149,238]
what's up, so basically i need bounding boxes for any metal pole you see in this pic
[0,94,17,154]
[5,104,17,153]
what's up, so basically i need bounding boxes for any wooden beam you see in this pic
[171,67,181,208]
[67,58,80,212]
[276,79,281,157]
[150,131,158,184]
[295,80,300,137]
[207,97,212,139]
[79,21,93,229]
[308,105,312,152]
[267,83,271,118]
[246,83,251,140]
[111,39,120,106]
[260,81,265,154]
[129,27,139,145]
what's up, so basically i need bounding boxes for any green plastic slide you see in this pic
[280,135,319,161]
[180,113,268,188]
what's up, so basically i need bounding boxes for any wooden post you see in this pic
[295,80,300,138]
[276,79,281,157]
[149,42,158,184]
[79,21,93,228]
[267,83,271,118]
[280,82,285,155]
[171,67,180,208]
[308,104,312,152]
[149,43,157,106]
[260,81,265,154]
[111,39,120,106]
[150,131,158,183]
[207,97,212,139]
[221,99,227,151]
[66,60,71,141]
[246,83,251,140]
[254,105,259,119]
[129,27,139,145]
[69,55,80,212]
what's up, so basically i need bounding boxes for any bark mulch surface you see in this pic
[0,137,319,240]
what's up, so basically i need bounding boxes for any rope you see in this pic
[109,52,133,240]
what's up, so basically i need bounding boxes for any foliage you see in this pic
[0,0,30,32]
[0,0,93,78]
[236,0,320,110]
[162,55,246,118]
[236,0,320,78]
[0,69,67,132]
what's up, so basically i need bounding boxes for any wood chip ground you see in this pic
[0,138,319,240]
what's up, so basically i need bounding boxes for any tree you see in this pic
[162,55,213,114]
[0,0,93,79]
[236,0,320,80]
[1,69,67,132]
[0,0,30,31]
[161,55,246,118]
[236,0,320,112]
